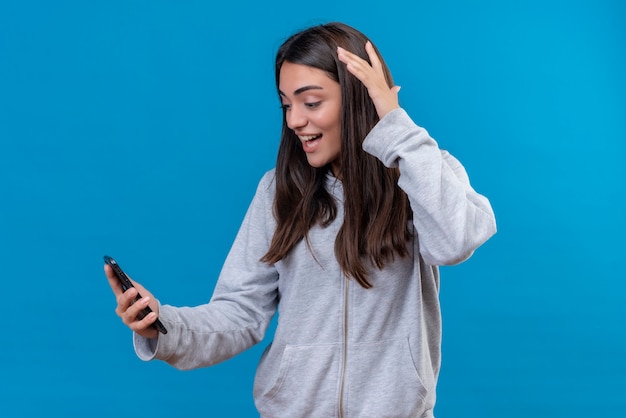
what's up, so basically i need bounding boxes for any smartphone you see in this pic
[104,255,168,334]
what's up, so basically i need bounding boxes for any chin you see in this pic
[306,158,328,169]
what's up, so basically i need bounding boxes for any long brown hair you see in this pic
[261,22,412,288]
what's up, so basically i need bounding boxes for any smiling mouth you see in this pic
[298,134,322,142]
[298,134,322,152]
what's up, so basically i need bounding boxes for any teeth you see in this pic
[299,134,320,141]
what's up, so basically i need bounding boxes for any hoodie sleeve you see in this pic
[362,108,496,266]
[133,171,279,370]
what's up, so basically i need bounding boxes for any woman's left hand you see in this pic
[337,41,400,119]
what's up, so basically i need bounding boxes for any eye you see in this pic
[280,103,292,111]
[305,101,322,109]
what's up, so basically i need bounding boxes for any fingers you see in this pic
[336,46,373,84]
[104,264,124,295]
[336,42,384,82]
[336,43,400,119]
[116,290,159,339]
[365,41,383,74]
[105,263,159,339]
[115,285,138,318]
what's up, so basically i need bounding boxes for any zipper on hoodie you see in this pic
[338,276,349,417]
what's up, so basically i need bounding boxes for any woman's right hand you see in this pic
[104,264,160,340]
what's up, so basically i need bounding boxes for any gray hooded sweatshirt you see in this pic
[133,108,497,417]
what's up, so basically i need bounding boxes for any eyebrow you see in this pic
[278,85,324,97]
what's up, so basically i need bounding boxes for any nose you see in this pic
[285,106,307,131]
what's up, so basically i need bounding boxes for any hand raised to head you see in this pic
[337,41,401,119]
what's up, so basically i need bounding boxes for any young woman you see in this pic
[105,22,496,417]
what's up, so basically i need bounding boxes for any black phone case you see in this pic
[104,255,168,334]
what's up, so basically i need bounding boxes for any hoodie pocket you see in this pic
[345,338,428,417]
[256,343,341,417]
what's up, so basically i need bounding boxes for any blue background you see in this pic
[1,0,624,416]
